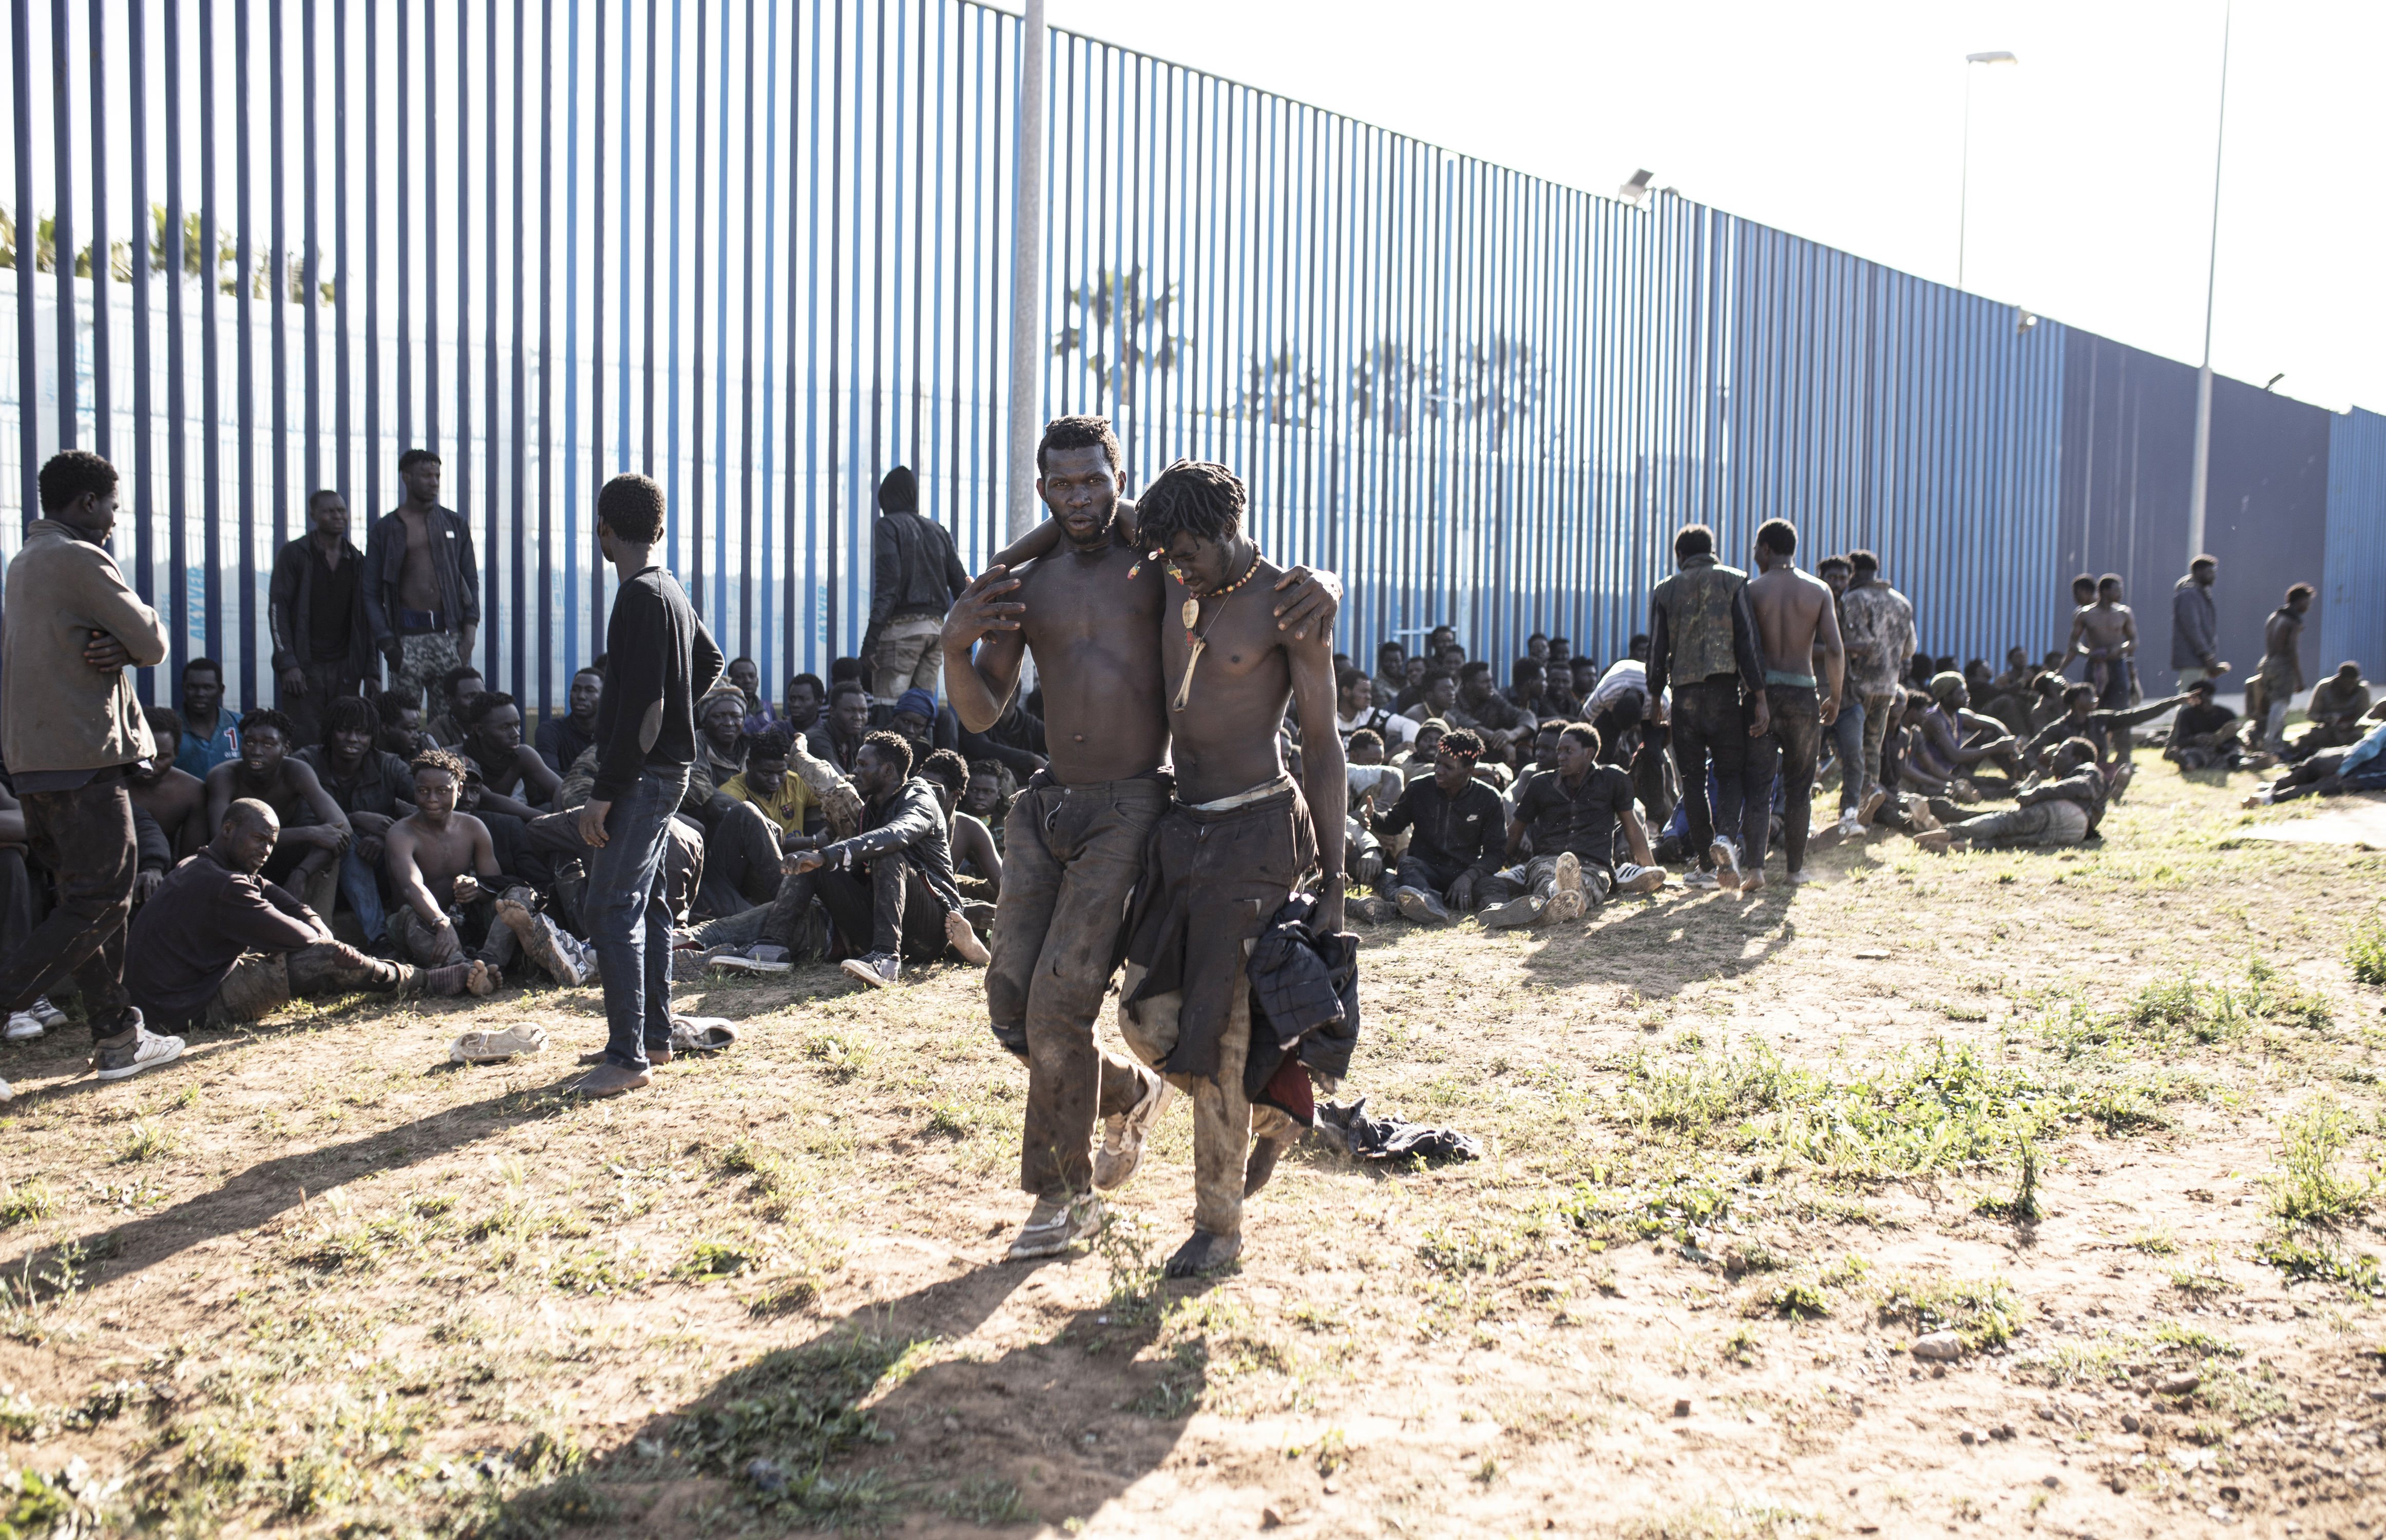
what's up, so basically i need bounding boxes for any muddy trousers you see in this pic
[1743,684,1822,872]
[1120,958,1297,1241]
[0,776,137,1036]
[1948,800,2090,850]
[992,778,1166,1200]
[201,942,415,1026]
[1669,679,1760,864]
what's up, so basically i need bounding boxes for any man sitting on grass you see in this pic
[2163,678,2244,772]
[1363,727,1506,926]
[1480,722,1664,927]
[126,798,490,1033]
[1916,738,2107,853]
[385,748,590,987]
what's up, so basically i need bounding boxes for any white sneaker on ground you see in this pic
[1006,1192,1106,1260]
[1684,870,1720,891]
[5,1009,44,1042]
[1613,862,1667,896]
[706,950,794,976]
[449,1023,549,1064]
[1394,886,1454,926]
[667,1016,740,1054]
[1709,837,1742,892]
[91,1013,184,1083]
[1094,1071,1172,1189]
[1837,808,1865,839]
[841,952,901,989]
[32,996,67,1029]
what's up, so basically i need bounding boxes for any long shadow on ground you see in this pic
[492,1256,1223,1537]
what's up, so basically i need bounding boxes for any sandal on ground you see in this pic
[449,1023,549,1064]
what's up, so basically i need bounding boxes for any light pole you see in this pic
[1006,0,1049,544]
[2186,1,2233,564]
[1957,50,2017,291]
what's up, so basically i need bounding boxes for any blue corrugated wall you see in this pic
[1,0,2377,716]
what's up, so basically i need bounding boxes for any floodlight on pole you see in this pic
[1617,168,1655,207]
[1957,50,2018,292]
[2186,1,2232,566]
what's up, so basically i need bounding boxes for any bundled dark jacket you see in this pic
[362,504,481,655]
[269,535,377,676]
[819,775,965,912]
[1243,892,1361,1120]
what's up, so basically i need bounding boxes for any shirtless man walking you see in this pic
[2067,575,2139,711]
[942,417,1336,1264]
[1742,520,1843,887]
[1115,460,1345,1277]
[365,449,482,727]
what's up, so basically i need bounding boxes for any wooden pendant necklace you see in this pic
[1170,545,1264,712]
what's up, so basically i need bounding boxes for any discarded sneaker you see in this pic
[1094,1070,1171,1190]
[840,952,901,989]
[1395,886,1454,926]
[1006,1192,1105,1260]
[707,947,794,976]
[667,1016,740,1054]
[449,1023,550,1063]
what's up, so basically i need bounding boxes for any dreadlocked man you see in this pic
[942,418,1342,1265]
[1112,459,1346,1278]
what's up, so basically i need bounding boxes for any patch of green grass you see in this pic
[2125,1228,2178,1256]
[1720,1325,1760,1365]
[2268,1100,2376,1228]
[2346,912,2386,987]
[115,1118,176,1163]
[0,1180,53,1230]
[1751,1280,1831,1319]
[680,1240,757,1278]
[1873,1273,2027,1350]
[2255,1235,2386,1297]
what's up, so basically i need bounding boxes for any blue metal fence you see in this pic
[3,0,2379,725]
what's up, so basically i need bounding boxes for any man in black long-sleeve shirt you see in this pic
[572,475,724,1097]
[1646,523,1769,889]
[1364,728,1506,926]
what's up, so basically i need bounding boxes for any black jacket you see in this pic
[362,504,481,653]
[820,775,965,912]
[591,566,724,802]
[864,512,969,651]
[1374,775,1505,882]
[1244,892,1361,1119]
[268,535,378,676]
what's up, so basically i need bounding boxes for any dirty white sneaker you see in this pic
[91,1014,184,1083]
[667,1016,740,1054]
[4,1008,44,1042]
[1709,837,1742,892]
[1006,1192,1106,1260]
[841,952,901,989]
[1837,808,1864,839]
[1683,870,1720,891]
[449,1023,550,1064]
[32,996,67,1029]
[1094,1071,1172,1190]
[1614,862,1666,896]
[1394,886,1454,926]
[1551,851,1583,902]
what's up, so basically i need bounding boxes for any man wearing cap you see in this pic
[863,467,970,702]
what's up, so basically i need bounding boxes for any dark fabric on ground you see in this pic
[1316,1096,1482,1163]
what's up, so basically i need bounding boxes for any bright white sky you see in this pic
[1048,0,2385,415]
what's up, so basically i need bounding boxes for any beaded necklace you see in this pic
[1169,544,1264,712]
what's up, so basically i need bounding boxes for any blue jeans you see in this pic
[584,767,692,1071]
[1829,695,1866,811]
[339,850,387,944]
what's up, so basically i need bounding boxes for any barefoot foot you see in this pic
[1165,1229,1243,1278]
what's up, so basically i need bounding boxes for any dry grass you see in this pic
[2,772,2383,1536]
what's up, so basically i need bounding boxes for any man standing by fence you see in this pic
[0,452,185,1081]
[366,450,482,729]
[270,489,377,749]
[863,467,970,702]
[2170,555,2228,691]
[1840,549,1916,818]
[1647,524,1768,890]
[570,474,723,1099]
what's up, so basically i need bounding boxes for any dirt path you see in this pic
[2,768,2382,1538]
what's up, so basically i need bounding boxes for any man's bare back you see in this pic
[129,765,208,859]
[1747,554,1843,716]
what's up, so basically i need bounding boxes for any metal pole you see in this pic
[2186,0,2230,563]
[1956,64,1972,291]
[1003,0,1044,541]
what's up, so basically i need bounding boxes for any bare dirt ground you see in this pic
[4,771,2385,1539]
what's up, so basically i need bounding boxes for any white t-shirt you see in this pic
[1583,660,1657,719]
[1340,706,1419,748]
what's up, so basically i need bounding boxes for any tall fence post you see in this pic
[1004,0,1045,542]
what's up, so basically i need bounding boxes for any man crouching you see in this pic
[1115,460,1345,1278]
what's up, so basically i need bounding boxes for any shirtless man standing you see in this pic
[364,449,481,728]
[942,417,1337,1265]
[2067,575,2139,710]
[383,747,517,972]
[1116,459,1345,1277]
[1742,519,1843,887]
[128,706,211,862]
